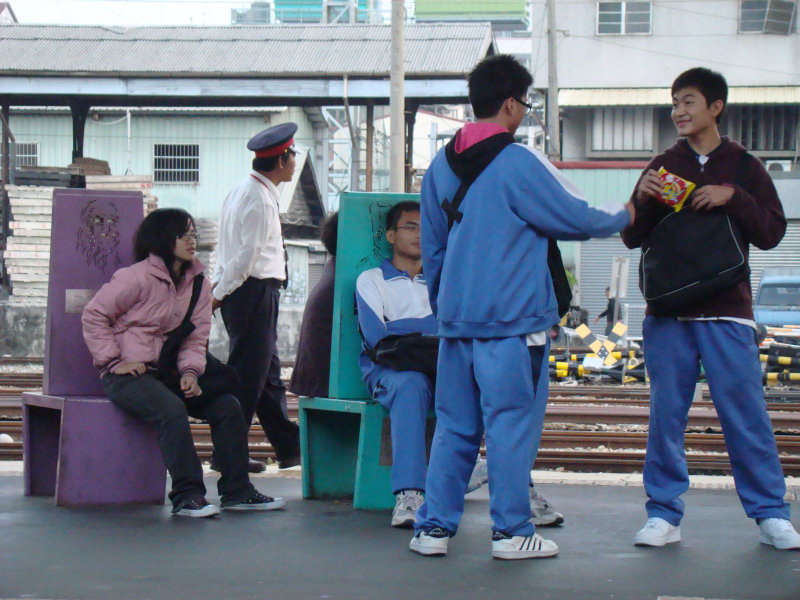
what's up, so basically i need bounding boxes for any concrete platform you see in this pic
[1,466,799,600]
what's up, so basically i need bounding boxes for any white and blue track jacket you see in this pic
[421,132,630,339]
[355,259,438,382]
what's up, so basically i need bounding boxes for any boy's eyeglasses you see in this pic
[514,96,534,116]
[177,231,198,241]
[392,223,420,233]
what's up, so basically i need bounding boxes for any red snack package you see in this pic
[657,167,696,212]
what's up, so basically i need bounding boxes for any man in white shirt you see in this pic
[211,122,301,472]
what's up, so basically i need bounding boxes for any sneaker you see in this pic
[634,517,681,547]
[466,457,489,494]
[409,527,449,557]
[491,531,559,560]
[222,491,286,511]
[758,518,800,550]
[171,496,221,518]
[391,490,424,528]
[530,487,564,527]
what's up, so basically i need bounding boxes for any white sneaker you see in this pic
[759,518,800,550]
[409,527,449,557]
[530,487,564,526]
[491,532,559,560]
[391,490,424,528]
[633,517,681,547]
[466,457,489,493]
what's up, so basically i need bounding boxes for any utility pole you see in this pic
[546,0,561,161]
[389,0,405,192]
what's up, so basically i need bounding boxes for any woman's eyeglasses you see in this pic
[177,231,198,241]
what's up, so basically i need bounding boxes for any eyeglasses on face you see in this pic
[177,231,198,241]
[514,96,534,116]
[392,223,420,233]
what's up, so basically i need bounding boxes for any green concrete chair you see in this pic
[299,192,424,509]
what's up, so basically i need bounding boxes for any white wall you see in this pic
[6,106,316,220]
[523,0,800,89]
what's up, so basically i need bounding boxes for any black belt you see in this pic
[251,277,284,289]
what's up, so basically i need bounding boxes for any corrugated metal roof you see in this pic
[0,23,494,77]
[559,87,800,107]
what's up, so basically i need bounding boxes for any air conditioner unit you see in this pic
[765,160,793,172]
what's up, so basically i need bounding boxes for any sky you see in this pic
[9,0,254,26]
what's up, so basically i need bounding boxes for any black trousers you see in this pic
[102,373,255,506]
[221,277,300,462]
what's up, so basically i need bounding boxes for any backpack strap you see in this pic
[442,180,471,231]
[441,132,515,231]
[734,151,755,189]
[181,274,205,326]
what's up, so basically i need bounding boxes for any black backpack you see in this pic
[638,154,754,315]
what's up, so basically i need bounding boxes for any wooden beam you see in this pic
[69,101,90,161]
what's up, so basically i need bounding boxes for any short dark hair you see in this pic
[320,211,338,256]
[134,208,195,283]
[253,148,296,173]
[671,67,728,123]
[468,55,533,119]
[386,201,420,231]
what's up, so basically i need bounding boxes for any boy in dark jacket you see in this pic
[622,67,799,550]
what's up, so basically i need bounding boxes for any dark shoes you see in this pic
[209,455,267,474]
[278,454,301,469]
[171,496,221,518]
[222,490,286,511]
[247,458,268,473]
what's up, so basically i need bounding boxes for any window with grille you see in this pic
[597,1,652,35]
[590,107,654,153]
[726,106,798,152]
[14,142,39,167]
[740,0,796,33]
[153,144,200,184]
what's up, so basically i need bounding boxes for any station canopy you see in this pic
[0,23,496,107]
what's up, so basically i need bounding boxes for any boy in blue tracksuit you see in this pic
[622,67,799,550]
[410,54,634,560]
[356,202,439,528]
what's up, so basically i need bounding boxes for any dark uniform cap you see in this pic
[247,122,298,157]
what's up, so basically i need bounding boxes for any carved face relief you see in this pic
[75,200,122,273]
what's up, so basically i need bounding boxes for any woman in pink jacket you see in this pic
[82,208,285,517]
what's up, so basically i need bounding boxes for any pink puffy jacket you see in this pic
[81,254,211,378]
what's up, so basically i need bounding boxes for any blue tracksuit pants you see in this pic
[529,341,548,478]
[642,316,789,525]
[415,336,537,537]
[368,366,433,494]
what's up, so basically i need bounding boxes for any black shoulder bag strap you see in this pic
[157,274,204,379]
[441,133,514,231]
[442,136,572,317]
[734,151,754,190]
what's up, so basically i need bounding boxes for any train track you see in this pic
[3,358,800,474]
[2,419,800,474]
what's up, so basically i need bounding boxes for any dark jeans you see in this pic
[101,373,255,506]
[221,277,300,462]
